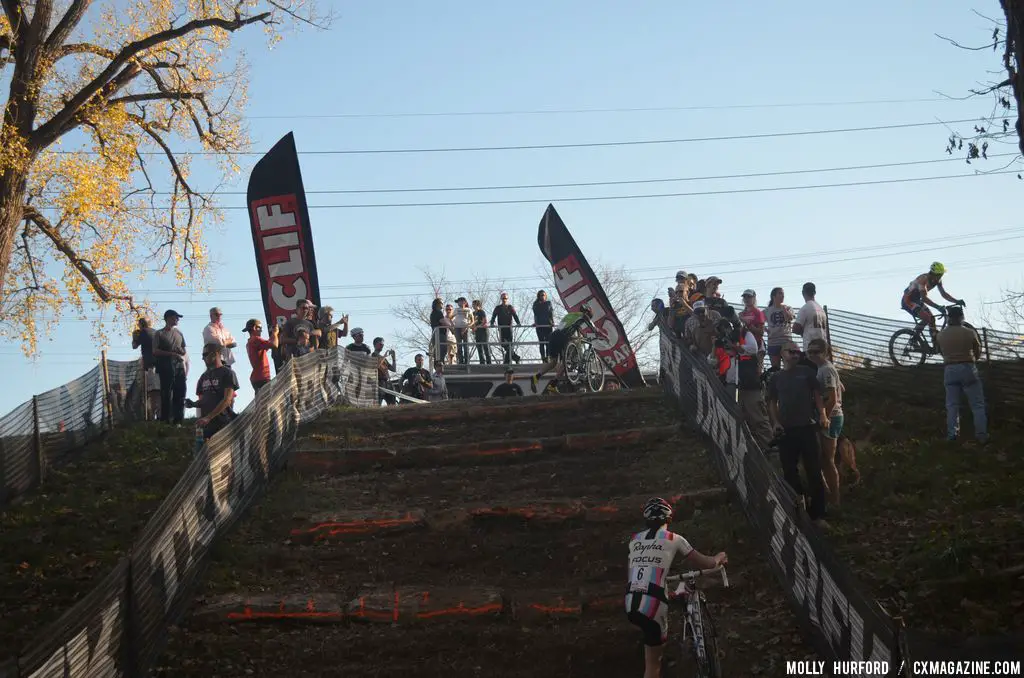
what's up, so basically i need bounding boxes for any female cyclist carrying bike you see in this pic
[626,497,728,678]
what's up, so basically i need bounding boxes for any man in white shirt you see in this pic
[452,297,473,365]
[792,282,828,353]
[202,306,237,366]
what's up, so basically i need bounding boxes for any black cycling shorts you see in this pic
[548,328,569,360]
[627,610,666,647]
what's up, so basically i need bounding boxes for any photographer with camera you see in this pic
[716,319,774,449]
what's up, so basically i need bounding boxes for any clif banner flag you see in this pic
[246,133,322,333]
[537,204,645,388]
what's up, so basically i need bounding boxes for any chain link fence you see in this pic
[0,353,146,507]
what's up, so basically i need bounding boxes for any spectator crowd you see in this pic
[650,268,989,532]
[129,265,991,493]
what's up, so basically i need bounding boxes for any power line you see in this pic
[132,225,1024,294]
[246,97,964,119]
[134,233,1024,304]
[50,117,992,156]
[12,252,1021,340]
[206,169,1020,209]
[116,153,1019,196]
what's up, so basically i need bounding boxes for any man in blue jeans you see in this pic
[936,306,988,444]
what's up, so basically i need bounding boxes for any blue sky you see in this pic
[2,1,1022,416]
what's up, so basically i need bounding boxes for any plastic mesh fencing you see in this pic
[658,322,902,674]
[0,357,146,508]
[5,346,378,677]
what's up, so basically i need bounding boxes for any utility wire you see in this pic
[136,233,1024,304]
[17,252,1022,333]
[133,225,1024,294]
[116,153,1019,196]
[247,96,966,119]
[198,169,1019,210]
[50,117,995,156]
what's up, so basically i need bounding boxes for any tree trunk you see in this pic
[1002,0,1024,158]
[0,170,29,303]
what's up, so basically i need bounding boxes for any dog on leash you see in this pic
[834,435,861,486]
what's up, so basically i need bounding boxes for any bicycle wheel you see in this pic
[585,349,605,392]
[563,342,583,384]
[888,328,927,367]
[687,599,722,678]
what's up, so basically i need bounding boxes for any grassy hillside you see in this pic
[827,363,1024,636]
[0,423,194,660]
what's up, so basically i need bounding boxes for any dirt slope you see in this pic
[154,390,813,677]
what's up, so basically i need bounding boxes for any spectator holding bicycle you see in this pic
[936,306,989,444]
[626,497,728,678]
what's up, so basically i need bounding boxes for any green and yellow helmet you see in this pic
[929,261,946,276]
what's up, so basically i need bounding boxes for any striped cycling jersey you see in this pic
[626,527,694,602]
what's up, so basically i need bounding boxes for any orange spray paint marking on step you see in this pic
[416,602,503,619]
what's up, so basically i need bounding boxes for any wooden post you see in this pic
[32,395,44,486]
[981,327,991,363]
[141,359,150,421]
[101,350,114,431]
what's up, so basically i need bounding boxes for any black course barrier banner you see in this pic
[247,132,322,368]
[657,315,901,677]
[537,204,645,388]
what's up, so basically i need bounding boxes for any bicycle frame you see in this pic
[666,566,729,666]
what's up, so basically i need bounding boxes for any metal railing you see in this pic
[429,324,557,369]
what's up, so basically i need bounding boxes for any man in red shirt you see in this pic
[243,318,279,392]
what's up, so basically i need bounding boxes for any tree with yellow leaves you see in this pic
[0,0,325,354]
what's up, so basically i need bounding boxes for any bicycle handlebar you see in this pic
[665,565,729,589]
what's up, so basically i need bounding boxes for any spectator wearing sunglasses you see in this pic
[766,341,830,529]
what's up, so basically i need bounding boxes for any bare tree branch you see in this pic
[31,10,273,151]
[936,33,1002,51]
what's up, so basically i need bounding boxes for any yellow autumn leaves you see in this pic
[1,0,321,356]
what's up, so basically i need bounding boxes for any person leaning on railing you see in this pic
[533,290,555,361]
[936,306,989,445]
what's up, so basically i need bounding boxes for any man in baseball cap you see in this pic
[155,310,187,424]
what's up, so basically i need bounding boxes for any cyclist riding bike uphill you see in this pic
[627,497,729,678]
[901,262,965,350]
[529,305,606,393]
